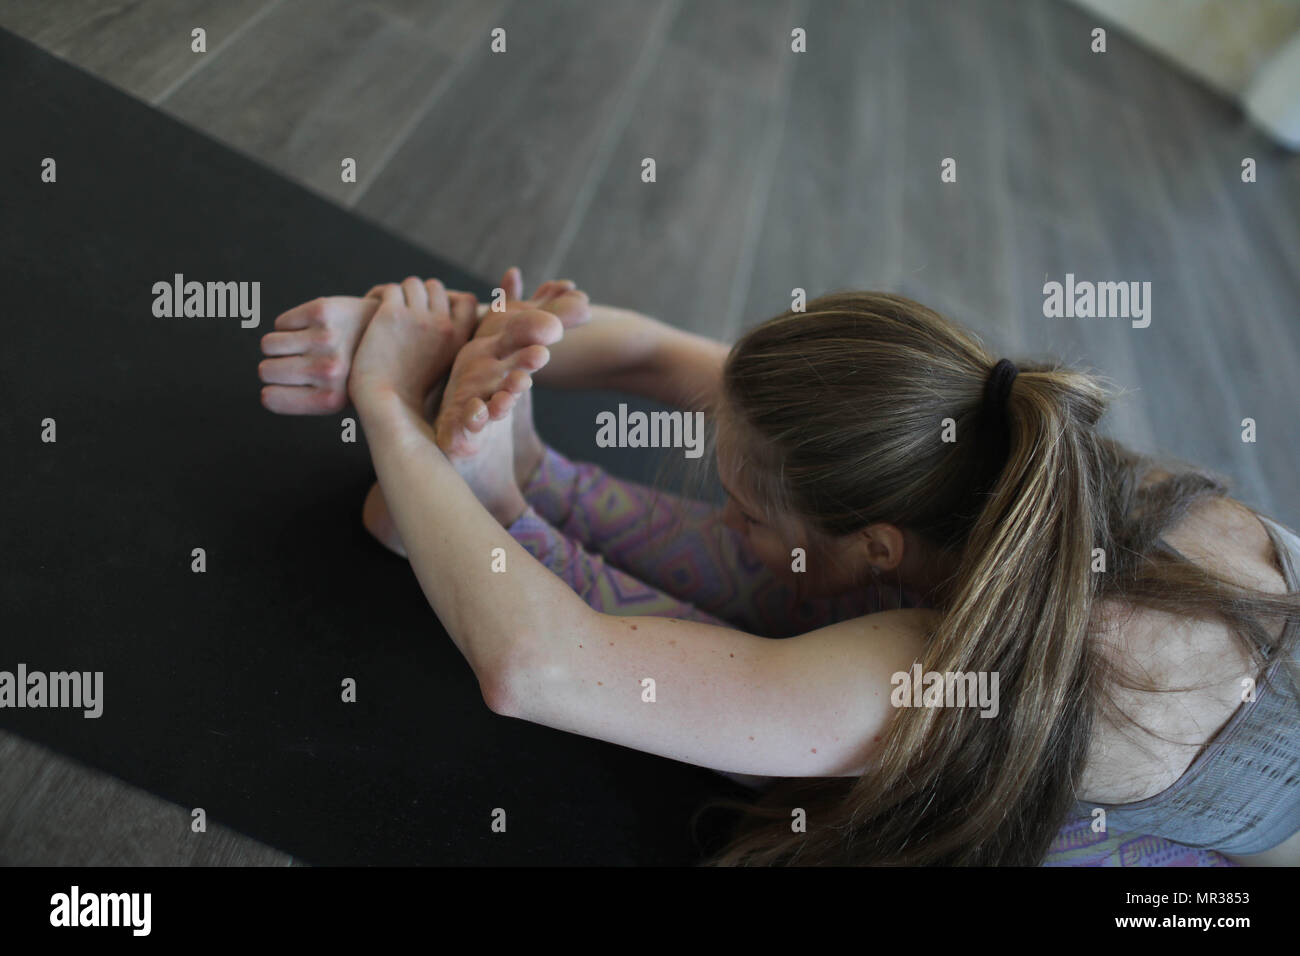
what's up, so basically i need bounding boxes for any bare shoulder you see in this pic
[1080,493,1287,804]
[1161,491,1287,594]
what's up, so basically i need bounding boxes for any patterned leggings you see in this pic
[507,446,1233,868]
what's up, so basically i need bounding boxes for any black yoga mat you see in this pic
[0,27,744,865]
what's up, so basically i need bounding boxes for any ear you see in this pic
[859,523,907,572]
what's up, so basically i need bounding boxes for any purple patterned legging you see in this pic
[506,446,1233,868]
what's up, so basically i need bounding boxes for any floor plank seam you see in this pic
[152,0,288,107]
[724,0,806,339]
[348,0,511,208]
[541,0,685,283]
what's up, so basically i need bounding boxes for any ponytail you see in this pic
[704,291,1298,865]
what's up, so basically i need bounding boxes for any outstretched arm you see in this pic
[259,266,729,417]
[481,267,729,412]
[349,281,928,779]
[529,304,730,412]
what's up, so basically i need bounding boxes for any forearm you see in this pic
[479,301,728,410]
[356,391,593,684]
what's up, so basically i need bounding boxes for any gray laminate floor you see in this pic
[2,0,1297,865]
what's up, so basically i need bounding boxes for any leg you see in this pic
[417,306,734,627]
[367,424,903,636]
[505,504,732,625]
[363,306,909,637]
[515,444,912,637]
[359,408,740,623]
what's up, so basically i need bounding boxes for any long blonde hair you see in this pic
[703,291,1299,865]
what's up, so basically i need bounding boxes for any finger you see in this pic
[260,330,323,357]
[379,283,404,308]
[260,384,345,416]
[530,280,558,302]
[258,354,339,387]
[424,277,449,316]
[401,276,428,310]
[532,279,576,303]
[542,288,590,328]
[530,281,561,304]
[502,267,523,302]
[273,298,329,332]
[363,284,388,300]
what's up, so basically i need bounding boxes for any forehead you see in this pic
[712,417,741,478]
[713,420,759,507]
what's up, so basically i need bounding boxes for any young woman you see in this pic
[258,269,1300,866]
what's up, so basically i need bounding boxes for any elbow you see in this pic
[477,649,527,719]
[475,605,591,720]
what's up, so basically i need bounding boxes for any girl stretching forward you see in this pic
[258,269,1299,866]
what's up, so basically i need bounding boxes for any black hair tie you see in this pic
[983,358,1019,418]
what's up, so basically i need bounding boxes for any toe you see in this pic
[486,390,518,419]
[512,344,550,373]
[493,309,563,356]
[463,397,491,431]
[501,368,534,394]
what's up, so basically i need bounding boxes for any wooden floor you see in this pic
[0,731,297,865]
[2,0,1297,864]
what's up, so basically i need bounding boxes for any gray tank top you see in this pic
[1071,515,1300,855]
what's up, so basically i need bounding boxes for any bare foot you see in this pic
[358,271,574,554]
[432,308,563,525]
[360,322,551,557]
[476,267,582,488]
[510,389,546,490]
[475,266,590,338]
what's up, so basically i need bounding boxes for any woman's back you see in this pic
[1078,493,1298,862]
[708,291,1298,864]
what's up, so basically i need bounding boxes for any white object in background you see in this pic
[1243,29,1300,149]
